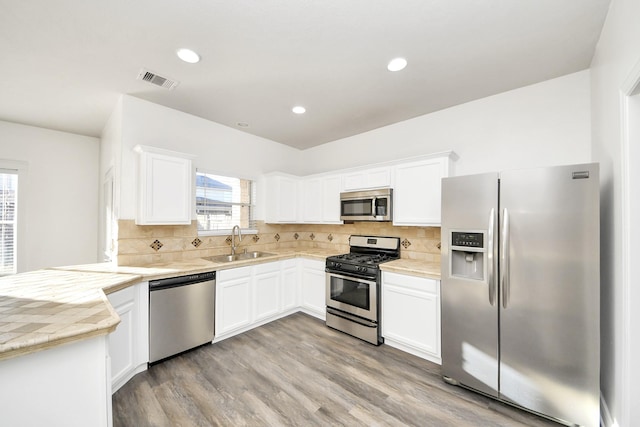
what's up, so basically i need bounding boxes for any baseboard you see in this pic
[600,393,613,427]
[383,337,441,365]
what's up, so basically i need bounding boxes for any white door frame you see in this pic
[617,56,640,427]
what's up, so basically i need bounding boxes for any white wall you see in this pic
[590,0,640,425]
[299,70,592,176]
[116,95,301,220]
[99,96,124,261]
[0,120,99,271]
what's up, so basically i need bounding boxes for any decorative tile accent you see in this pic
[191,238,202,248]
[401,238,412,249]
[225,236,232,245]
[310,233,315,240]
[293,233,299,240]
[437,242,441,250]
[252,235,260,243]
[274,233,281,242]
[327,234,333,242]
[150,240,163,251]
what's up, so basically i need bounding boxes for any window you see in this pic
[0,170,18,276]
[195,171,255,234]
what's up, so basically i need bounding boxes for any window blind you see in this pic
[0,170,17,275]
[195,171,255,233]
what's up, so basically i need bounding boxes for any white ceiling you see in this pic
[0,0,611,150]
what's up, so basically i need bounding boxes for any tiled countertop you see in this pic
[380,259,441,280]
[53,248,339,282]
[0,249,339,362]
[0,270,141,361]
[1,248,438,362]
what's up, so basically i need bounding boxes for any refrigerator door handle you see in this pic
[500,208,510,309]
[487,208,496,306]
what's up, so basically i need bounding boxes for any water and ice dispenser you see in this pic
[449,231,486,281]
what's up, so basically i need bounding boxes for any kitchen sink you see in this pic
[204,251,276,263]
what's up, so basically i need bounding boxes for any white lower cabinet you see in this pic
[216,260,303,342]
[253,262,282,323]
[280,258,300,312]
[382,271,441,364]
[107,281,149,393]
[216,266,253,337]
[299,258,326,320]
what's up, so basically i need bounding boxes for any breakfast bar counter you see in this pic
[0,269,141,362]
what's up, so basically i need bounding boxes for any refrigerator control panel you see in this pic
[450,231,486,282]
[451,232,484,249]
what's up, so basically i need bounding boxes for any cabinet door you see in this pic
[107,287,135,387]
[382,272,441,362]
[300,259,326,319]
[321,175,342,223]
[300,178,323,223]
[393,157,449,226]
[281,259,299,312]
[253,264,281,323]
[367,167,392,189]
[343,167,391,191]
[216,267,252,335]
[265,174,299,223]
[136,150,192,225]
[107,281,148,393]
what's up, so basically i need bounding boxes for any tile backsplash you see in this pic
[115,220,441,266]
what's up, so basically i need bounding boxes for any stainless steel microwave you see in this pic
[340,188,392,221]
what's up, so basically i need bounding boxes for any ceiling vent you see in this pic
[136,68,179,90]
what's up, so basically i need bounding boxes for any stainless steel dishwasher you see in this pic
[149,271,216,364]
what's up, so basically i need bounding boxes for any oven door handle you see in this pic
[327,307,377,327]
[326,271,377,286]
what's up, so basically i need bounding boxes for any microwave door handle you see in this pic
[372,197,377,217]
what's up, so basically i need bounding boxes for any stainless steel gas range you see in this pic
[325,235,400,345]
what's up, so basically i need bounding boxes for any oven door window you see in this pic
[329,275,370,311]
[341,199,373,217]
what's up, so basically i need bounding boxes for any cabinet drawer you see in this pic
[383,271,438,294]
[255,260,281,274]
[218,265,252,281]
[281,258,298,269]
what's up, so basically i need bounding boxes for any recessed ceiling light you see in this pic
[387,57,407,72]
[177,48,200,64]
[292,106,306,114]
[236,122,249,127]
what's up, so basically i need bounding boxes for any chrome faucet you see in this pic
[231,225,242,255]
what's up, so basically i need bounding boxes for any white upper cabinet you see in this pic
[300,174,343,224]
[262,151,454,225]
[264,172,299,223]
[135,145,194,225]
[300,177,323,223]
[343,166,392,191]
[321,175,342,223]
[266,172,342,224]
[393,153,452,226]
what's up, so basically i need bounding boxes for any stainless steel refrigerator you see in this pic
[440,163,600,427]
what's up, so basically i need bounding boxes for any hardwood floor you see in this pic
[113,312,561,427]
